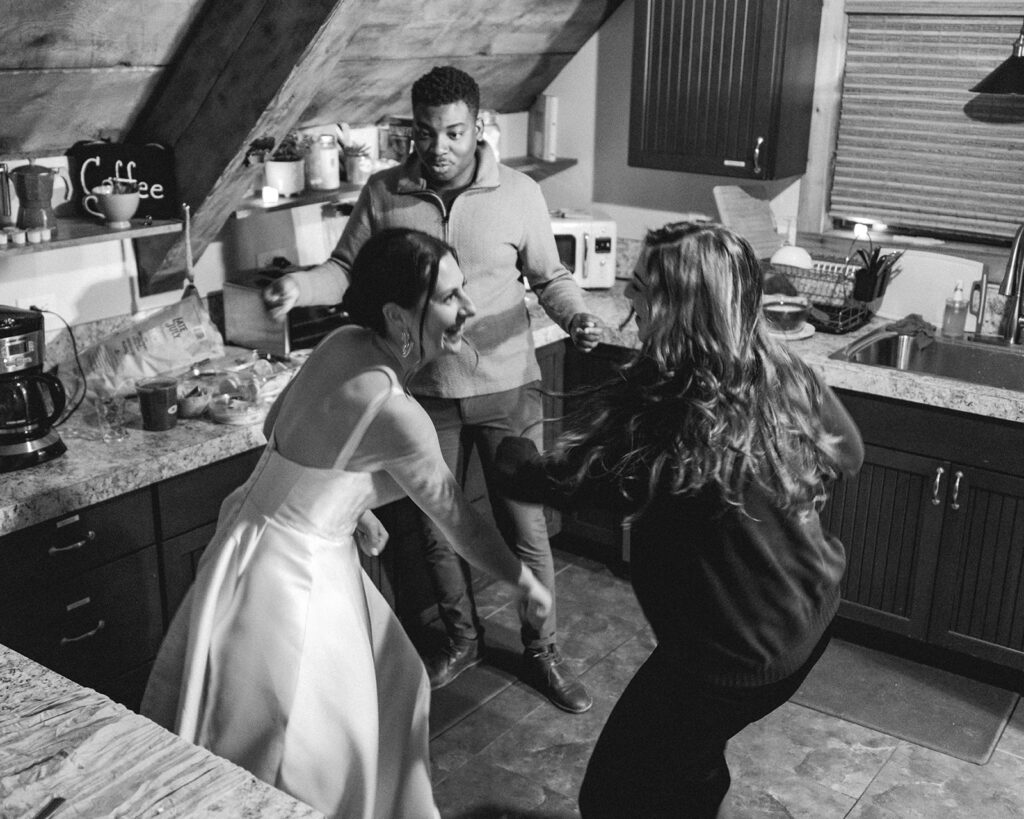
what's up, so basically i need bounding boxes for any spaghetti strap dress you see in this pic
[141,368,439,819]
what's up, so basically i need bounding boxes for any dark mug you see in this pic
[137,377,179,431]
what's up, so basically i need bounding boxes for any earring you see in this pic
[401,328,413,358]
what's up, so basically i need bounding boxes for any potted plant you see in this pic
[263,132,309,197]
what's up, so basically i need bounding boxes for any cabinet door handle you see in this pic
[950,470,964,510]
[931,466,945,505]
[753,137,765,175]
[48,530,96,556]
[61,619,106,645]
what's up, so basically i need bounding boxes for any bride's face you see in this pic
[419,252,475,362]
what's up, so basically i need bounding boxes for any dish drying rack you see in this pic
[773,260,872,334]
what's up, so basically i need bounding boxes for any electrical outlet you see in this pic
[257,248,291,269]
[16,294,57,313]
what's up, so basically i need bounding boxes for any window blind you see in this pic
[830,14,1024,241]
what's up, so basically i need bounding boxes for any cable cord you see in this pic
[34,306,87,426]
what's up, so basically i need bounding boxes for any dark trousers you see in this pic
[578,625,833,818]
[416,382,557,650]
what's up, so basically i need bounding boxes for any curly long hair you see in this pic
[411,65,480,116]
[556,221,844,519]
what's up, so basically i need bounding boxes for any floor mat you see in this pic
[790,638,1020,765]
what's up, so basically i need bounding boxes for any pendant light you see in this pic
[971,18,1024,94]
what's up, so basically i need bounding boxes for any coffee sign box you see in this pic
[65,141,179,220]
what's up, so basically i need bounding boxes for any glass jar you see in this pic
[305,134,341,190]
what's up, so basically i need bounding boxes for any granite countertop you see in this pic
[0,643,322,818]
[3,285,1022,539]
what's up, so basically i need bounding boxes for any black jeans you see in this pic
[578,625,833,818]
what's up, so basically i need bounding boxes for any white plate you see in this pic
[767,322,815,341]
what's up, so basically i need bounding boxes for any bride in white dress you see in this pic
[141,229,552,819]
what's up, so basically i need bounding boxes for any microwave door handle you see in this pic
[582,231,590,279]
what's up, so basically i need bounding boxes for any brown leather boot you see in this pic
[522,643,593,713]
[424,637,483,690]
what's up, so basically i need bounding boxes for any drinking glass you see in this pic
[93,393,130,442]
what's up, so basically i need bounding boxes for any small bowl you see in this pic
[763,295,810,333]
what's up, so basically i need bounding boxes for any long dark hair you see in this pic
[341,228,456,352]
[557,221,844,518]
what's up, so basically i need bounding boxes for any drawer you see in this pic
[0,545,163,685]
[0,489,155,583]
[156,448,262,539]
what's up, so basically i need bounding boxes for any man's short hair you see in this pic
[411,66,480,116]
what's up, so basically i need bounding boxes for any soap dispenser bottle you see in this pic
[942,279,968,339]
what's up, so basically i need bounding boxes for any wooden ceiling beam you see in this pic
[127,0,359,292]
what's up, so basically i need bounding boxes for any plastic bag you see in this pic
[64,294,224,398]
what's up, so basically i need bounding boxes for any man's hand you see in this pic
[262,275,300,323]
[568,312,604,352]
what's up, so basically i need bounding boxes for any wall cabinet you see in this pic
[629,0,822,179]
[826,391,1024,673]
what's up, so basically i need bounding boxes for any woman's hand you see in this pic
[515,564,553,631]
[354,509,389,557]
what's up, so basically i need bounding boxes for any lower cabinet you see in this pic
[154,448,263,622]
[560,343,633,561]
[827,390,1024,673]
[0,489,162,711]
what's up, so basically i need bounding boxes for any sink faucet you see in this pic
[1000,224,1024,344]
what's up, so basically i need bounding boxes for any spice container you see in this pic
[305,134,341,190]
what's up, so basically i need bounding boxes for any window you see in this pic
[826,4,1024,243]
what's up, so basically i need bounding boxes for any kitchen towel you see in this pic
[791,638,1019,765]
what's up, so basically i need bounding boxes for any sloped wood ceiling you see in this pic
[0,0,623,290]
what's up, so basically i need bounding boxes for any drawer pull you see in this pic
[61,619,105,644]
[950,470,964,510]
[931,466,945,505]
[48,530,96,556]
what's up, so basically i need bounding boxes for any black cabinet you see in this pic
[821,445,945,639]
[629,0,822,179]
[827,390,1024,673]
[0,489,162,710]
[559,343,633,561]
[154,448,263,622]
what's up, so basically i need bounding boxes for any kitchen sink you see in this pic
[829,330,1024,392]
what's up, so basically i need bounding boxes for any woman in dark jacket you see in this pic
[496,221,864,818]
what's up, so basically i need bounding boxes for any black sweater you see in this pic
[496,382,864,687]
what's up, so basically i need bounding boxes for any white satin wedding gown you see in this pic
[141,371,439,819]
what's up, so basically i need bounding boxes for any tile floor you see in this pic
[425,544,1024,818]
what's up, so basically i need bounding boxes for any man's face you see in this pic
[412,101,481,191]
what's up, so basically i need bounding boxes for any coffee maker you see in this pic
[0,306,67,472]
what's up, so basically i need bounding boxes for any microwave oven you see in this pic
[550,212,617,289]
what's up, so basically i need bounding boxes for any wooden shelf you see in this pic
[231,157,576,219]
[233,183,363,218]
[504,156,578,182]
[0,216,181,257]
